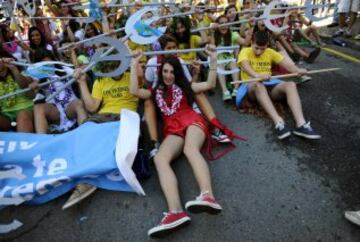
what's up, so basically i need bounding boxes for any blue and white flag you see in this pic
[0,109,144,208]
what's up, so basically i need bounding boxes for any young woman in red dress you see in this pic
[129,45,222,238]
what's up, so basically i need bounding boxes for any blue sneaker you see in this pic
[275,121,291,140]
[293,121,321,139]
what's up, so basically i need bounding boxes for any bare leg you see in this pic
[292,43,309,58]
[217,63,228,93]
[66,99,87,125]
[248,82,283,125]
[153,135,184,212]
[304,25,322,43]
[279,49,295,69]
[230,62,240,90]
[270,81,306,127]
[16,110,34,133]
[278,35,295,54]
[339,12,346,29]
[183,125,214,196]
[348,12,358,31]
[33,103,60,134]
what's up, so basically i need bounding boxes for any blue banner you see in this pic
[0,110,144,207]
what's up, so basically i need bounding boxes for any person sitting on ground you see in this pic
[285,9,325,47]
[272,15,321,64]
[237,31,321,140]
[65,59,141,210]
[0,24,27,61]
[28,49,87,135]
[27,26,56,62]
[129,46,223,238]
[145,34,231,156]
[171,16,209,64]
[0,53,34,133]
[210,15,253,100]
[253,20,312,84]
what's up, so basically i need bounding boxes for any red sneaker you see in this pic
[185,192,222,214]
[147,212,191,238]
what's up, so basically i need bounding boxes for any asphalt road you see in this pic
[1,44,360,242]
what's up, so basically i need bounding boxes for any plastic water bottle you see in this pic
[333,38,346,47]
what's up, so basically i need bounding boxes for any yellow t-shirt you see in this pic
[92,73,138,114]
[127,40,150,63]
[237,47,284,80]
[178,35,202,62]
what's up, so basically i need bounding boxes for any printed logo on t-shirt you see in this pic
[103,86,130,98]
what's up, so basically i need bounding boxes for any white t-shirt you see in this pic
[145,56,192,88]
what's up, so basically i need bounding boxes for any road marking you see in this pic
[322,47,360,64]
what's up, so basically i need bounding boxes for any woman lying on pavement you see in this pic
[130,45,223,238]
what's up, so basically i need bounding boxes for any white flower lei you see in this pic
[155,84,183,116]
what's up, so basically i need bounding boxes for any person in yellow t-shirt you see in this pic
[92,73,138,115]
[62,67,139,211]
[76,69,139,121]
[237,31,321,140]
[171,17,209,63]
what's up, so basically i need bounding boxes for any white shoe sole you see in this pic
[345,211,360,226]
[185,201,222,214]
[211,135,232,143]
[62,186,97,210]
[148,216,191,237]
[278,131,291,140]
[293,131,321,139]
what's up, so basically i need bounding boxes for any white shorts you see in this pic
[338,0,359,13]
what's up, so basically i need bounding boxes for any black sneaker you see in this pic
[293,121,321,139]
[305,48,321,64]
[275,122,291,140]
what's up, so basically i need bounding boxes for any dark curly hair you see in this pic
[155,56,194,107]
[28,26,47,49]
[214,15,231,47]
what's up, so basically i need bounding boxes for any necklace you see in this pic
[155,84,183,116]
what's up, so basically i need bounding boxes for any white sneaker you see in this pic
[185,191,222,214]
[222,90,231,101]
[296,75,312,84]
[232,88,238,97]
[148,212,191,237]
[62,184,97,210]
[345,210,360,226]
[211,128,231,143]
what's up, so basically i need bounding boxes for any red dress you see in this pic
[154,85,208,138]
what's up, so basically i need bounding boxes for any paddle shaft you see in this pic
[45,46,116,102]
[0,73,73,101]
[230,68,340,84]
[127,46,239,58]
